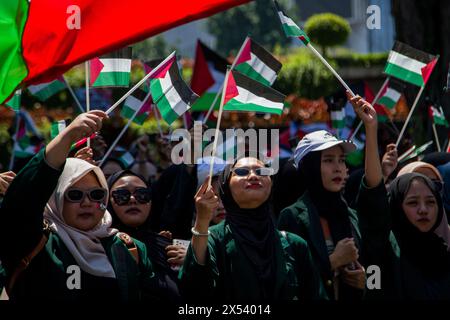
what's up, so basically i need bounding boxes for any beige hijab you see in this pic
[44,158,118,278]
[397,161,450,251]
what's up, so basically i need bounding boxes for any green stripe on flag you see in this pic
[224,99,283,115]
[151,79,180,124]
[234,63,272,86]
[92,72,130,87]
[384,63,424,87]
[0,0,29,104]
[190,93,220,111]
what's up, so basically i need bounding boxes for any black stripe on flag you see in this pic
[232,70,285,103]
[131,88,149,101]
[393,41,435,64]
[250,39,282,73]
[199,41,228,73]
[100,46,132,59]
[388,78,406,93]
[168,62,199,105]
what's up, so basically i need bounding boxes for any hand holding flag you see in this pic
[346,91,377,130]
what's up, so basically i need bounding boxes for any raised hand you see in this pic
[346,91,377,130]
[0,171,16,195]
[74,146,95,164]
[381,143,398,180]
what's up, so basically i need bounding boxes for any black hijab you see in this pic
[299,151,353,244]
[389,173,450,275]
[219,161,277,297]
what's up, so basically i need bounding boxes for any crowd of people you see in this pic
[0,92,449,302]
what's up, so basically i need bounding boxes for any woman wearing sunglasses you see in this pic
[180,157,327,301]
[0,111,158,301]
[107,170,185,303]
[278,93,387,300]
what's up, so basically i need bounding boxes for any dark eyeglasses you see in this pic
[65,188,107,203]
[111,188,152,206]
[231,167,274,177]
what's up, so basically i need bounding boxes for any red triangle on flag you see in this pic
[223,71,239,105]
[190,41,216,95]
[234,38,252,66]
[89,58,104,85]
[421,58,438,85]
[150,56,175,79]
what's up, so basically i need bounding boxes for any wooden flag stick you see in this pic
[203,37,249,124]
[395,85,425,147]
[432,123,441,152]
[85,61,91,147]
[208,69,231,188]
[99,91,152,167]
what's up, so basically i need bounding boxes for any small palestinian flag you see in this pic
[273,0,310,45]
[90,47,132,87]
[190,41,228,111]
[234,37,282,87]
[429,106,449,127]
[374,103,389,123]
[14,135,42,158]
[50,119,68,139]
[121,88,152,125]
[378,81,402,109]
[28,77,66,101]
[5,89,21,111]
[330,103,345,129]
[223,70,285,115]
[118,151,135,168]
[384,42,437,87]
[150,52,198,125]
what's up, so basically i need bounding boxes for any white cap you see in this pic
[293,130,356,168]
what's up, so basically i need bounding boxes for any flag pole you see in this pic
[432,123,441,152]
[105,52,176,116]
[63,75,85,114]
[306,42,356,97]
[349,77,390,141]
[395,85,425,147]
[208,68,231,188]
[153,108,164,138]
[8,112,20,171]
[99,91,152,167]
[203,37,249,125]
[85,61,91,147]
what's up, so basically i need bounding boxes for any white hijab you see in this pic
[44,158,118,278]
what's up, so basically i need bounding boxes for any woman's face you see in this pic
[321,146,347,192]
[62,172,106,231]
[110,175,151,228]
[229,158,272,209]
[402,178,438,233]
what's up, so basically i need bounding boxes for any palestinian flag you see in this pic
[118,151,135,168]
[374,103,389,123]
[378,81,402,109]
[28,76,66,101]
[150,52,199,125]
[14,112,43,158]
[14,135,42,158]
[384,42,437,87]
[273,0,310,45]
[190,41,228,111]
[234,37,282,87]
[330,103,345,129]
[121,88,153,125]
[429,106,449,127]
[223,70,285,115]
[50,119,69,139]
[5,89,21,111]
[90,47,132,87]
[0,0,251,104]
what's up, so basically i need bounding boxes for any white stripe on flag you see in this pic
[99,59,132,73]
[384,88,401,101]
[387,51,426,75]
[248,52,278,84]
[159,73,190,116]
[233,86,284,111]
[331,110,345,120]
[124,95,142,111]
[278,12,298,29]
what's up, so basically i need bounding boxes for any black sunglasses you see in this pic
[65,188,107,203]
[231,167,274,177]
[111,188,152,206]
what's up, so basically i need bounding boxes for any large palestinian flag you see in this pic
[384,42,437,87]
[223,70,285,115]
[0,0,252,104]
[234,37,282,87]
[190,41,229,111]
[150,52,199,124]
[90,47,132,87]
